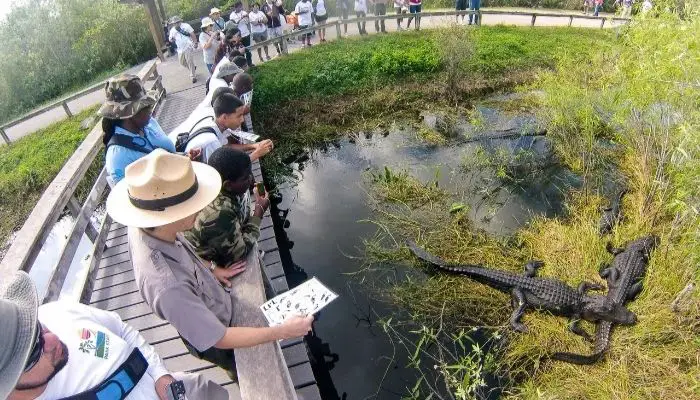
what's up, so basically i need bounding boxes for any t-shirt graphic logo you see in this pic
[77,328,110,359]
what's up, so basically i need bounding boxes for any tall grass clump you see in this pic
[362,9,699,399]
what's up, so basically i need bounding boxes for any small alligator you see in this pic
[406,241,636,336]
[598,188,628,235]
[551,235,659,364]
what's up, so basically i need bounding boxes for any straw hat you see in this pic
[201,17,215,28]
[0,271,39,399]
[210,7,222,15]
[106,149,222,228]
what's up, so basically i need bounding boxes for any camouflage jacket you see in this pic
[185,191,261,266]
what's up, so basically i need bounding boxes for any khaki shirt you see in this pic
[129,227,234,352]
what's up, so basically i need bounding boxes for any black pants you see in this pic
[241,35,253,66]
[374,4,387,32]
[356,11,366,33]
[183,337,236,373]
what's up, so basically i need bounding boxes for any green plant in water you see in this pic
[368,166,445,207]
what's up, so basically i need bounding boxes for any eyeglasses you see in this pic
[24,322,44,372]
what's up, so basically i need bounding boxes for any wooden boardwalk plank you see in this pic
[263,262,285,280]
[107,226,128,240]
[105,233,129,247]
[140,324,180,344]
[296,384,322,400]
[91,291,144,311]
[95,261,132,278]
[89,280,139,302]
[271,275,289,294]
[98,252,131,269]
[92,270,135,290]
[122,312,166,331]
[259,237,278,253]
[289,362,316,388]
[164,353,214,373]
[115,302,153,321]
[282,342,310,367]
[102,242,129,258]
[264,250,282,265]
[153,338,189,359]
[260,226,275,241]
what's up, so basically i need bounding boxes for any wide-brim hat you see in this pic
[97,74,157,120]
[168,15,183,25]
[210,7,221,15]
[106,149,222,228]
[201,17,215,28]
[216,59,243,79]
[0,271,38,399]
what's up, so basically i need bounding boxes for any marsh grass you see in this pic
[360,12,699,400]
[0,107,101,246]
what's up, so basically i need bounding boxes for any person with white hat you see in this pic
[106,150,313,373]
[199,17,221,74]
[0,271,229,399]
[168,16,199,83]
[210,7,226,32]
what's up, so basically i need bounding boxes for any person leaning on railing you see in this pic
[106,150,313,374]
[99,75,200,188]
[0,271,230,400]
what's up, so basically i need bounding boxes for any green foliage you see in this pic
[165,0,221,21]
[368,166,445,206]
[0,107,101,244]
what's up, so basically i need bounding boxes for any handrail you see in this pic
[245,10,631,53]
[0,59,163,283]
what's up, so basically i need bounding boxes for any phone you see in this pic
[256,182,265,196]
[165,380,186,400]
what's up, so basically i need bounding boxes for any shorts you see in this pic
[252,31,268,43]
[315,14,328,23]
[268,26,283,37]
[298,24,312,38]
[456,0,468,10]
[409,4,422,13]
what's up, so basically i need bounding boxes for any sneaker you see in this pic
[191,77,196,83]
[266,55,271,61]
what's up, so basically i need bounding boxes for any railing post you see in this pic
[531,14,536,27]
[0,127,10,144]
[61,101,73,118]
[280,36,288,55]
[335,20,342,39]
[569,15,573,27]
[477,10,482,26]
[600,18,605,28]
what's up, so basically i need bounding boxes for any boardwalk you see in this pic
[86,81,322,399]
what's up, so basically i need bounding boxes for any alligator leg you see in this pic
[509,289,528,333]
[598,262,611,278]
[578,281,605,294]
[606,242,625,255]
[524,260,544,277]
[568,318,592,342]
[626,281,643,301]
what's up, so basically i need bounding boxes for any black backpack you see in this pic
[174,117,217,153]
[106,134,154,154]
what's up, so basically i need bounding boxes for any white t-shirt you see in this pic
[315,0,327,16]
[230,10,251,37]
[199,31,220,64]
[36,301,169,399]
[168,23,195,54]
[249,10,268,33]
[295,1,314,26]
[355,0,368,12]
[184,118,230,163]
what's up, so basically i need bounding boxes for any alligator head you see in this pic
[581,295,637,325]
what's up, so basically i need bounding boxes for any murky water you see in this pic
[271,105,579,398]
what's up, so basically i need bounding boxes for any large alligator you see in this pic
[406,241,636,336]
[551,235,659,364]
[598,188,627,235]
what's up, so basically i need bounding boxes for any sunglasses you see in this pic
[24,322,44,372]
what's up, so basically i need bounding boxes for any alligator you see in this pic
[551,235,659,364]
[598,188,627,235]
[406,241,636,336]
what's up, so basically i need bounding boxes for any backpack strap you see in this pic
[106,134,153,154]
[174,117,217,152]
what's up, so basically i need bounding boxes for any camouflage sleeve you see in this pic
[187,207,262,266]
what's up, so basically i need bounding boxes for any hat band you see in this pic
[128,178,199,212]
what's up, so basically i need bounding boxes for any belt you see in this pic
[61,348,148,400]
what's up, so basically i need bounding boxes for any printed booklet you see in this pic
[260,277,338,326]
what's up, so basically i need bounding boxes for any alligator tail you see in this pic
[406,240,449,267]
[549,321,612,365]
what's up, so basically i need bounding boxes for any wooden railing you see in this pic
[0,59,164,304]
[0,65,164,145]
[245,10,631,54]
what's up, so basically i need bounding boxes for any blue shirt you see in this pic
[105,118,176,187]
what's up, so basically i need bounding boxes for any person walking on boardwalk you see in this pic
[354,0,369,34]
[405,0,422,30]
[315,0,329,42]
[210,7,227,32]
[262,0,285,55]
[200,17,221,75]
[249,2,272,62]
[468,0,481,25]
[186,147,270,268]
[456,0,468,23]
[0,271,229,400]
[229,2,255,67]
[168,16,198,83]
[99,75,196,188]
[373,0,388,33]
[394,0,407,30]
[107,150,313,373]
[338,0,350,33]
[593,0,604,16]
[295,0,315,46]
